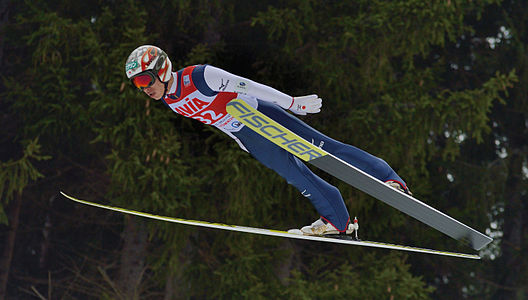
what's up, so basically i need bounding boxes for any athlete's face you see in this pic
[143,77,165,100]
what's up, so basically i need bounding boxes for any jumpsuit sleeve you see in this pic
[202,65,294,109]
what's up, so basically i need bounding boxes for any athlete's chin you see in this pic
[147,92,160,100]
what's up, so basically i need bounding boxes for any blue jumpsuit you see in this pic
[162,65,407,232]
[233,100,406,231]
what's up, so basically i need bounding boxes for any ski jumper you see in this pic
[161,65,407,231]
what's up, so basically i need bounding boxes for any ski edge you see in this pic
[60,191,481,260]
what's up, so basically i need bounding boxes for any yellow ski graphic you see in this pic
[226,99,327,161]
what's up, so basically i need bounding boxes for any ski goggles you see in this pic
[130,71,157,90]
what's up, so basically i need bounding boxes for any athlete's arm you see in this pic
[203,65,293,107]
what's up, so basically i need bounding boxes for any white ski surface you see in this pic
[226,98,492,251]
[60,191,480,260]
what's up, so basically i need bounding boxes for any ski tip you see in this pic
[59,190,81,202]
[59,190,72,199]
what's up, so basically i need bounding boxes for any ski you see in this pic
[226,98,492,251]
[60,191,479,259]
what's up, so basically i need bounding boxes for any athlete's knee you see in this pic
[368,157,393,180]
[325,183,341,199]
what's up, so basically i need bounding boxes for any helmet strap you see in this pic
[159,81,169,100]
[154,72,170,101]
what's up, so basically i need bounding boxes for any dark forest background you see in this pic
[1,0,527,299]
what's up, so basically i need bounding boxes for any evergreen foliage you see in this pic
[1,0,525,299]
[0,138,49,223]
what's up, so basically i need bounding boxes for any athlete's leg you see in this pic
[256,100,409,191]
[233,126,351,231]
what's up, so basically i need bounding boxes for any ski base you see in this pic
[60,191,480,260]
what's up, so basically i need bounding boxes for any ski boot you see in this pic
[288,217,359,240]
[385,180,412,196]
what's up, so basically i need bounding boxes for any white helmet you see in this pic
[125,45,172,82]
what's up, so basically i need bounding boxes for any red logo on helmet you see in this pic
[158,60,169,80]
[141,47,158,71]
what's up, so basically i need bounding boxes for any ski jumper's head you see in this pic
[125,45,173,100]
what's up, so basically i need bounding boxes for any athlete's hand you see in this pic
[289,94,322,115]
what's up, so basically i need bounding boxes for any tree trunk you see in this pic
[275,240,300,285]
[117,216,148,300]
[0,194,22,298]
[164,236,194,300]
[494,151,526,299]
[0,0,11,69]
